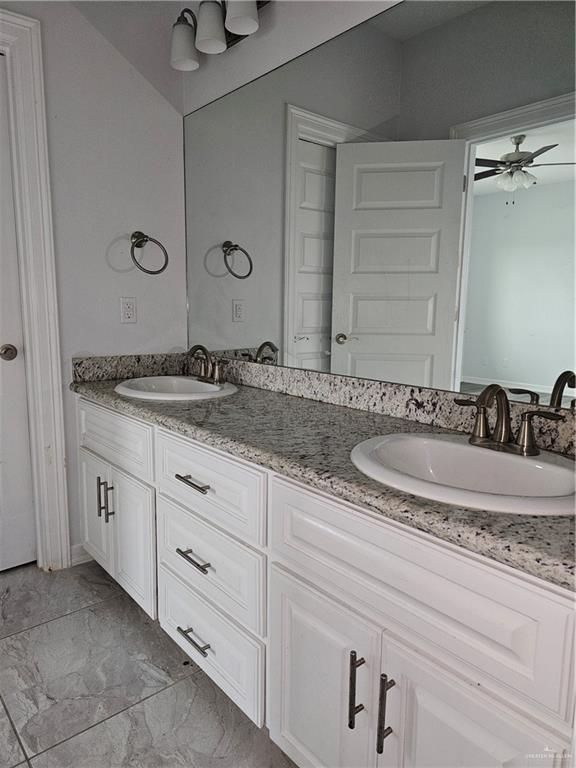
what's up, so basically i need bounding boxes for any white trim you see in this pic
[449,92,576,141]
[462,376,556,396]
[450,93,576,390]
[0,10,70,569]
[71,544,93,567]
[283,105,376,368]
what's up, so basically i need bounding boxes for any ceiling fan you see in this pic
[474,134,575,189]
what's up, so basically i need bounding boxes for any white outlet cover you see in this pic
[120,297,137,324]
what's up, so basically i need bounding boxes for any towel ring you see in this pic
[222,241,253,280]
[130,231,169,275]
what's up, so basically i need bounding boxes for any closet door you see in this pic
[79,449,113,574]
[377,638,566,768]
[269,566,381,768]
[110,466,156,618]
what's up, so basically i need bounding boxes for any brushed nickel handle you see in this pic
[103,483,115,523]
[175,473,210,495]
[176,547,211,575]
[348,650,366,729]
[0,344,17,361]
[96,476,106,517]
[177,626,211,657]
[335,333,348,345]
[376,673,396,754]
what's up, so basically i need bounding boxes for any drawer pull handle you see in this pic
[176,547,211,575]
[176,626,211,657]
[104,483,115,523]
[175,473,210,495]
[96,476,106,517]
[348,650,366,729]
[376,673,395,754]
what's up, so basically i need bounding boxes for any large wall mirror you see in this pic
[185,0,575,407]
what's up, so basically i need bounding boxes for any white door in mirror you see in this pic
[351,433,575,515]
[115,376,237,401]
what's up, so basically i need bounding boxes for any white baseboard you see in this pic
[70,543,93,566]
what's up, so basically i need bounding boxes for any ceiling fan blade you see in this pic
[474,169,500,181]
[475,158,502,168]
[522,144,559,163]
[529,162,576,167]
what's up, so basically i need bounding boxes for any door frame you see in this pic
[450,92,576,390]
[283,105,375,367]
[0,9,70,569]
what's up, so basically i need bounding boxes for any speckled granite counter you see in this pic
[71,380,575,592]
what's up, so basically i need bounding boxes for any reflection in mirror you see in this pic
[185,0,575,407]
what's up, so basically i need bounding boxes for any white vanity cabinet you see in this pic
[268,478,574,768]
[75,397,574,766]
[78,401,156,618]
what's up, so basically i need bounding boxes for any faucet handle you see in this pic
[515,410,565,456]
[455,399,490,441]
[509,388,540,405]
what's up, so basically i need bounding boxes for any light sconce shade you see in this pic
[225,0,259,35]
[170,9,200,71]
[196,1,227,54]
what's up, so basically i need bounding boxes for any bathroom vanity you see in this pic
[73,384,574,767]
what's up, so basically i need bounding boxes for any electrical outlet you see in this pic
[232,299,245,323]
[120,297,137,324]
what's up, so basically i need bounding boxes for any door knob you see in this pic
[335,333,348,345]
[0,344,17,361]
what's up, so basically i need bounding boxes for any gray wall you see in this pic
[4,2,187,552]
[462,182,575,393]
[186,22,402,349]
[399,1,575,140]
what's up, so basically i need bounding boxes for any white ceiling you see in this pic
[369,0,491,41]
[474,119,576,195]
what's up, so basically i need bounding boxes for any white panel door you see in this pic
[286,139,336,371]
[110,466,156,618]
[331,140,467,388]
[79,449,113,574]
[0,55,36,570]
[269,566,382,768]
[378,639,567,768]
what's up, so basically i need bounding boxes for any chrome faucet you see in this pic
[549,370,575,408]
[456,383,564,456]
[255,340,279,364]
[188,344,213,381]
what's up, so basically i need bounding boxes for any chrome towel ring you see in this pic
[222,240,253,279]
[130,231,169,275]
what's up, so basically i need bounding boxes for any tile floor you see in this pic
[0,562,295,768]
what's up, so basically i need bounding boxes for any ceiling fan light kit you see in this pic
[474,133,573,191]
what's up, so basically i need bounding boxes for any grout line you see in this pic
[0,593,123,643]
[25,672,199,762]
[0,693,31,763]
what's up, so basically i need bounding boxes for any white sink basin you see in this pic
[115,376,237,402]
[351,433,575,516]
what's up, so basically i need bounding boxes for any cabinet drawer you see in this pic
[157,495,265,635]
[156,430,266,546]
[270,478,574,724]
[78,399,153,482]
[158,566,264,726]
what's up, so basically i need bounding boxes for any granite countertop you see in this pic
[71,380,575,591]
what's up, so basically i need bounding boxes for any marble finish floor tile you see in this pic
[0,697,26,768]
[0,562,121,639]
[30,672,295,768]
[0,595,196,757]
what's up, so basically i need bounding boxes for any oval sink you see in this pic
[351,433,575,516]
[115,376,237,402]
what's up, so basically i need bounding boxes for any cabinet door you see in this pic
[110,466,156,618]
[378,639,567,768]
[269,566,381,768]
[79,449,113,574]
